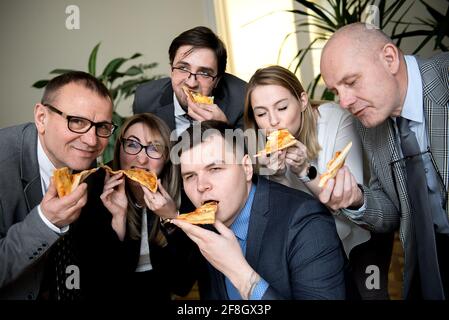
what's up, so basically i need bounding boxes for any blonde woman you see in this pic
[244,65,392,299]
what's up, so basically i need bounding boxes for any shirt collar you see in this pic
[401,55,424,123]
[230,183,256,242]
[173,93,187,117]
[37,137,56,191]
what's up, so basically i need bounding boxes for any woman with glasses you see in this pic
[244,66,391,300]
[76,113,195,300]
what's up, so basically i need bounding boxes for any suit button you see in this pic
[42,243,47,247]
[37,247,42,251]
[27,293,34,300]
[33,252,38,255]
[29,256,33,260]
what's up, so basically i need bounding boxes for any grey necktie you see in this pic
[396,116,444,299]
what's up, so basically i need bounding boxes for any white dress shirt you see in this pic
[37,137,69,234]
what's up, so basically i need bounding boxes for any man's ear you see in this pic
[381,43,401,75]
[34,103,47,134]
[242,154,253,182]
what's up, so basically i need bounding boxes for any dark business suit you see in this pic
[0,123,60,299]
[352,53,449,299]
[71,185,197,300]
[192,177,346,300]
[132,73,247,131]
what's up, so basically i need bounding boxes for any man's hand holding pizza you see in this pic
[40,177,88,228]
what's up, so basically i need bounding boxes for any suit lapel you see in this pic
[245,178,270,268]
[154,84,176,132]
[418,55,449,213]
[20,124,43,211]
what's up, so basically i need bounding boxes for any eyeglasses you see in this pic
[171,66,217,82]
[43,103,117,138]
[121,138,165,159]
[390,148,447,209]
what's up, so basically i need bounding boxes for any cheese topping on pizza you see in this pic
[103,165,158,193]
[255,129,298,157]
[176,201,217,225]
[183,86,214,104]
[53,167,99,197]
[318,141,353,187]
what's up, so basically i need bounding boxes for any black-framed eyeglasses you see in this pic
[171,66,217,82]
[43,103,117,138]
[390,148,447,209]
[121,138,165,159]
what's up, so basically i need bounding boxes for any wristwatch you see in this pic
[298,164,317,183]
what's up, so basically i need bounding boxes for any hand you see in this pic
[256,149,287,176]
[170,219,254,297]
[100,172,127,218]
[142,180,178,219]
[318,166,364,212]
[40,177,88,228]
[285,141,309,177]
[100,172,127,240]
[187,99,228,123]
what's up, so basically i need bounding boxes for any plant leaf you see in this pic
[88,42,101,76]
[32,80,49,88]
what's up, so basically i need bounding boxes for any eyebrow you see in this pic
[253,98,288,110]
[174,61,216,75]
[181,160,226,177]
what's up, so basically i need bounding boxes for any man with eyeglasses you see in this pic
[133,26,246,138]
[320,23,449,299]
[0,71,114,299]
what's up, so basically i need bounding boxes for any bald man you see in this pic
[319,22,449,300]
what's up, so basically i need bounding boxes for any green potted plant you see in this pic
[33,42,162,163]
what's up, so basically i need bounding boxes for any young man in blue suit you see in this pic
[171,121,346,299]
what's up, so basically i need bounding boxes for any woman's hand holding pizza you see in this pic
[142,180,178,220]
[100,172,127,240]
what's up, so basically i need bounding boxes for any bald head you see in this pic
[323,23,394,61]
[320,23,407,128]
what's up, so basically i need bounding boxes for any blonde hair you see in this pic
[244,65,321,160]
[112,113,180,246]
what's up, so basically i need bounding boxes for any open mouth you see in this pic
[202,200,219,206]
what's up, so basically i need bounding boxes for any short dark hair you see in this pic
[176,120,247,162]
[41,71,112,105]
[168,26,228,77]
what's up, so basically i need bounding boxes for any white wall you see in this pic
[0,0,215,128]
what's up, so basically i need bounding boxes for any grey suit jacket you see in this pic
[132,73,247,131]
[352,52,449,298]
[0,123,60,300]
[198,177,346,300]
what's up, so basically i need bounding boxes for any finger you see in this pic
[331,168,346,200]
[100,188,114,201]
[157,180,170,198]
[104,177,125,190]
[318,178,335,204]
[171,219,212,240]
[213,220,233,238]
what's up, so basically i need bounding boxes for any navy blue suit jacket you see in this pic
[195,176,346,300]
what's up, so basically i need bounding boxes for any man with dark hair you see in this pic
[171,120,346,300]
[0,71,115,299]
[133,26,246,138]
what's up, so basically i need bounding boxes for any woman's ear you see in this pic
[299,92,309,112]
[34,103,47,134]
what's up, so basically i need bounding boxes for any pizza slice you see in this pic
[182,86,214,105]
[255,129,298,157]
[318,141,353,187]
[53,167,99,197]
[103,165,158,193]
[175,201,218,225]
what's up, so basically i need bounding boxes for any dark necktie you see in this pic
[396,117,444,299]
[50,231,82,300]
